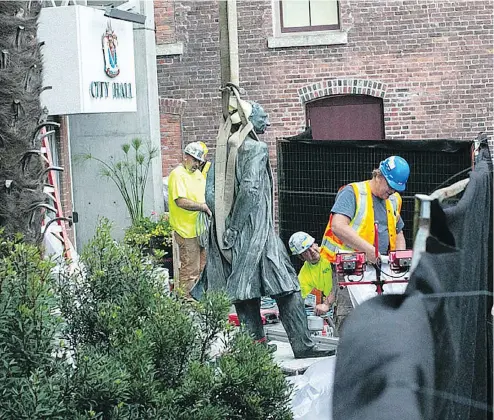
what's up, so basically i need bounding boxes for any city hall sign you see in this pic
[89,22,134,100]
[90,81,133,99]
[38,6,137,114]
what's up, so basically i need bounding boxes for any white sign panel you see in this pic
[38,5,137,115]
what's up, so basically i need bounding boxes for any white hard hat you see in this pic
[289,231,315,255]
[184,142,205,162]
[229,96,252,125]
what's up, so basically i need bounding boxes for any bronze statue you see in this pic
[192,85,333,358]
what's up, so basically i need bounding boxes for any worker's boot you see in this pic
[275,292,335,359]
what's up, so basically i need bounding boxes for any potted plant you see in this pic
[124,212,173,271]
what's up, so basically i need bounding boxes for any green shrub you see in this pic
[0,233,69,419]
[1,221,293,419]
[124,212,173,250]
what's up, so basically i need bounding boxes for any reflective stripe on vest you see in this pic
[320,180,402,263]
[386,193,402,252]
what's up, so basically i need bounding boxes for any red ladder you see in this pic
[40,128,73,260]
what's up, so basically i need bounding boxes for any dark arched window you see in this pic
[306,95,385,140]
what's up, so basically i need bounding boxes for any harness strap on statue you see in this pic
[214,96,232,262]
[224,121,253,220]
[215,84,248,263]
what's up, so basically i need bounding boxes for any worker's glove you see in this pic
[223,228,238,249]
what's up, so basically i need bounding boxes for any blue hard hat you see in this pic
[379,156,410,192]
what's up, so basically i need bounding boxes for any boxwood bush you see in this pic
[0,221,293,419]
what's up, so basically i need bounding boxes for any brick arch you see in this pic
[297,78,387,104]
[159,97,187,116]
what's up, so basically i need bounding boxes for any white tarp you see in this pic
[288,356,337,420]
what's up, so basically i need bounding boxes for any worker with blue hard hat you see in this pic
[378,155,410,192]
[320,155,410,332]
[321,155,410,265]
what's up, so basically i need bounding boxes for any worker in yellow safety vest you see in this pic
[168,142,212,296]
[289,231,335,316]
[320,155,410,332]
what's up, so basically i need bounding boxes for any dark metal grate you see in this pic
[277,139,473,270]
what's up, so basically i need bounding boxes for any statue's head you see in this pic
[230,96,271,135]
[249,101,270,134]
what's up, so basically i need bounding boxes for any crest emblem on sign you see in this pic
[102,21,120,78]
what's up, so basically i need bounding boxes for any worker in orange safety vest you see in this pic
[320,155,410,332]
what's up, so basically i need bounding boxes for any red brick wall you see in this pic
[155,0,222,160]
[155,0,493,148]
[155,0,494,228]
[159,97,186,177]
[154,0,493,228]
[154,0,176,44]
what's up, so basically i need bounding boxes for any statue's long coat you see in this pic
[192,135,300,302]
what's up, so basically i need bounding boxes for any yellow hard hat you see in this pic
[198,141,209,156]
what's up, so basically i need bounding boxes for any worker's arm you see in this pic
[169,169,212,217]
[395,231,406,250]
[314,288,336,316]
[331,213,379,263]
[175,198,212,217]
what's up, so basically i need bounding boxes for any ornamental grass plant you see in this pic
[79,138,159,225]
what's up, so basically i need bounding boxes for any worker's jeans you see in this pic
[334,286,353,336]
[173,232,206,297]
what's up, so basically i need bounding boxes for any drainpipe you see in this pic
[227,0,239,85]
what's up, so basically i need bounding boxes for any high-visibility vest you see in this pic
[320,180,402,263]
[201,161,211,178]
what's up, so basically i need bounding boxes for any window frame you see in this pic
[279,0,341,34]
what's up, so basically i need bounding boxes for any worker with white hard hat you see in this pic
[289,231,335,316]
[168,141,212,296]
[320,155,410,331]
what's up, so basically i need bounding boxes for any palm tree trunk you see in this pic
[0,1,46,244]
